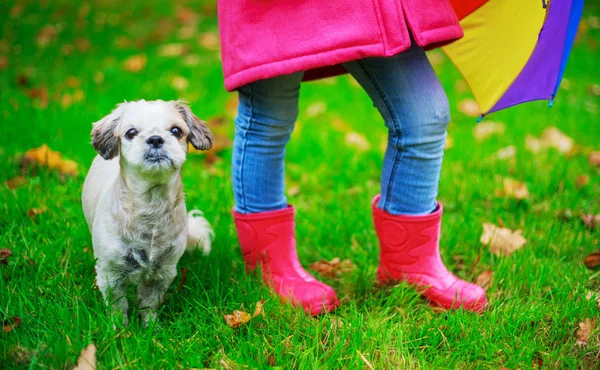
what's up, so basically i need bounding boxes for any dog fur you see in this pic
[82,99,214,325]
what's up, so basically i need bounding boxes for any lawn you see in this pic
[1,1,599,368]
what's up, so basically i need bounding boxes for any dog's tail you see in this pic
[187,210,214,255]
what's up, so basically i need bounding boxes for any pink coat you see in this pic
[218,1,463,91]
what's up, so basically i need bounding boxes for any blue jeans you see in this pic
[232,44,450,215]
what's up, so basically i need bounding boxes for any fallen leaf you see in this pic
[61,93,73,108]
[589,151,600,168]
[445,136,454,150]
[540,127,574,154]
[27,207,47,218]
[480,223,527,256]
[177,267,189,293]
[583,252,600,269]
[287,184,300,197]
[427,50,445,66]
[123,54,147,73]
[28,87,49,109]
[473,121,505,141]
[93,71,104,84]
[0,248,12,265]
[589,84,600,96]
[457,99,480,117]
[223,310,251,328]
[198,32,220,51]
[74,38,90,52]
[253,300,265,318]
[3,317,22,333]
[345,132,371,151]
[171,76,189,91]
[310,257,356,278]
[65,76,80,88]
[37,25,57,47]
[8,345,32,366]
[306,102,326,118]
[500,178,529,200]
[183,54,201,66]
[454,80,468,93]
[74,343,97,370]
[525,134,543,153]
[474,270,494,291]
[22,144,79,176]
[582,214,600,230]
[585,291,600,308]
[158,43,188,57]
[6,176,27,189]
[0,56,7,70]
[576,175,589,188]
[496,145,516,160]
[576,318,595,346]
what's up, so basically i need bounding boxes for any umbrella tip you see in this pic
[477,114,484,123]
[548,98,554,108]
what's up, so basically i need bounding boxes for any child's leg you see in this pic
[233,72,304,214]
[231,72,339,315]
[344,45,449,215]
[343,45,488,312]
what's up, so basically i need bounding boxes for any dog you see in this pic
[82,99,214,325]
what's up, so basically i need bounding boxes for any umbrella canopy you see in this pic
[443,0,585,119]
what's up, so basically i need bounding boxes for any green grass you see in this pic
[1,1,599,368]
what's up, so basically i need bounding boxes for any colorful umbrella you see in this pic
[443,0,585,120]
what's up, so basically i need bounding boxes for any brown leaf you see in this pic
[287,184,300,197]
[253,300,265,318]
[158,43,188,57]
[496,145,516,160]
[589,84,600,96]
[306,101,326,118]
[123,54,147,73]
[171,76,189,91]
[500,178,529,200]
[6,176,27,189]
[223,310,251,328]
[474,270,494,291]
[177,267,189,293]
[74,343,97,370]
[310,257,356,278]
[3,316,22,333]
[74,38,90,52]
[576,175,589,188]
[0,56,8,70]
[0,248,12,265]
[444,135,454,150]
[589,151,600,167]
[480,223,527,256]
[345,132,371,151]
[582,214,600,230]
[457,99,480,117]
[473,121,505,141]
[37,25,57,47]
[576,318,596,346]
[22,144,79,176]
[65,76,80,88]
[541,127,574,154]
[198,32,220,51]
[27,207,47,218]
[584,252,600,269]
[28,87,49,109]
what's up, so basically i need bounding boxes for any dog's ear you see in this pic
[91,104,125,160]
[174,100,214,151]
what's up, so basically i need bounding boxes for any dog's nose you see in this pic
[146,135,164,148]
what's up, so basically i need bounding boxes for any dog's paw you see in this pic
[187,210,214,255]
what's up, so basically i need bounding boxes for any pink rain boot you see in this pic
[233,206,339,315]
[372,195,488,312]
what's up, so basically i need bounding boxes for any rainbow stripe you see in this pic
[443,0,584,116]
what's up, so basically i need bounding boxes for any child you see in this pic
[217,0,488,315]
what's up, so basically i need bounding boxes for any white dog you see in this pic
[82,99,214,325]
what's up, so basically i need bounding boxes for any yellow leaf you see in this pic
[473,121,505,141]
[306,102,326,118]
[223,310,251,328]
[457,99,480,117]
[253,300,265,318]
[73,343,97,370]
[123,54,147,73]
[158,43,187,57]
[23,144,79,176]
[480,223,527,256]
[540,127,574,154]
[474,270,494,291]
[502,178,529,200]
[171,76,189,91]
[496,145,516,160]
[345,132,370,151]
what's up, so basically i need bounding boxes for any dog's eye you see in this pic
[170,126,183,139]
[125,129,138,140]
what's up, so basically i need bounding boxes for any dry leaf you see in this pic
[445,136,454,150]
[198,32,220,51]
[37,25,57,47]
[345,132,371,151]
[306,102,326,117]
[583,252,600,269]
[473,121,505,141]
[496,145,516,160]
[6,176,27,189]
[65,76,80,88]
[93,71,104,84]
[253,300,265,318]
[585,291,600,308]
[474,270,494,291]
[310,257,356,278]
[287,184,300,197]
[582,214,600,230]
[22,144,79,176]
[576,175,589,188]
[589,151,600,167]
[223,310,251,328]
[177,267,189,293]
[27,207,47,218]
[427,50,445,66]
[0,56,8,70]
[183,54,201,66]
[158,43,188,57]
[541,127,574,154]
[74,343,97,370]
[0,248,12,265]
[3,316,22,333]
[526,134,543,153]
[171,76,189,91]
[28,87,49,109]
[123,54,147,73]
[457,99,480,117]
[74,38,90,52]
[576,318,595,346]
[501,178,529,200]
[589,84,600,96]
[480,223,527,256]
